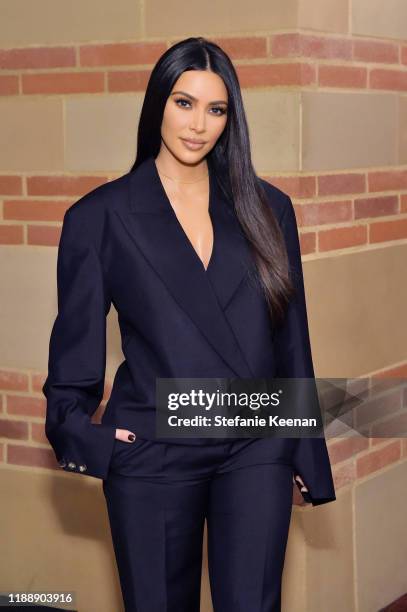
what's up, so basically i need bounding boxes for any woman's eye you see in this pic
[211,106,227,116]
[175,98,191,108]
[175,99,227,116]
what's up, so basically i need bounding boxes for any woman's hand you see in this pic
[293,474,308,492]
[115,428,137,443]
[292,474,311,506]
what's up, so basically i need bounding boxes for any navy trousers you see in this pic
[102,437,294,612]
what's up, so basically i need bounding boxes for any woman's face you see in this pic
[160,70,228,164]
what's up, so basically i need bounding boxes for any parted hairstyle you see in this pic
[130,36,295,326]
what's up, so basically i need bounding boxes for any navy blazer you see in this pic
[42,155,336,506]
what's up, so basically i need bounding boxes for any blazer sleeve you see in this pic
[274,195,336,506]
[42,206,116,480]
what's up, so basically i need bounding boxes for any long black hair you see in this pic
[130,36,294,326]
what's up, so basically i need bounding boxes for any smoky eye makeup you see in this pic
[173,97,228,116]
[211,105,228,116]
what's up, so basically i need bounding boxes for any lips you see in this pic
[181,138,206,145]
[180,138,207,151]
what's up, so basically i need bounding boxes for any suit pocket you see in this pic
[113,436,145,451]
[110,436,146,464]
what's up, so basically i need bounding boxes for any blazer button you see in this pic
[78,464,87,473]
[67,461,77,470]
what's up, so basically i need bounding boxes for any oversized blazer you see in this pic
[42,155,336,507]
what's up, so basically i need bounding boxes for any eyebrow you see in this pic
[170,90,228,105]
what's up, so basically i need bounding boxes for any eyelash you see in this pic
[174,98,227,116]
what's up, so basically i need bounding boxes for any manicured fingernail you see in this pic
[128,434,136,442]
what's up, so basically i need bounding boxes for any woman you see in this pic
[43,37,336,612]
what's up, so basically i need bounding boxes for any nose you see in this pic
[189,107,206,133]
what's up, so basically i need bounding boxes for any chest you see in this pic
[106,168,273,378]
[160,183,214,271]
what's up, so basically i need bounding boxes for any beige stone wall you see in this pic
[1,1,407,610]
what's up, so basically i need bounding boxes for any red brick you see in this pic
[371,412,407,438]
[329,436,369,464]
[318,173,365,196]
[354,195,398,219]
[311,36,352,60]
[0,370,28,391]
[0,46,75,70]
[402,45,407,65]
[401,194,407,213]
[22,71,104,94]
[271,33,352,61]
[319,64,367,88]
[31,422,48,444]
[299,231,316,254]
[370,377,401,392]
[263,175,316,199]
[0,418,28,439]
[356,440,401,478]
[0,74,19,95]
[270,33,301,58]
[0,225,23,244]
[214,37,267,59]
[7,443,57,469]
[7,395,45,418]
[370,68,407,91]
[318,224,367,251]
[353,39,399,64]
[31,372,47,393]
[368,169,407,192]
[4,199,70,221]
[375,364,407,378]
[27,174,108,196]
[27,224,61,246]
[80,42,166,67]
[236,62,316,87]
[371,436,385,447]
[108,69,151,92]
[296,199,352,227]
[355,388,402,428]
[0,175,22,195]
[370,218,407,243]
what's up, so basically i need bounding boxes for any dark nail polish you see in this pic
[128,433,136,442]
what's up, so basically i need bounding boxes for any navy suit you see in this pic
[43,154,336,610]
[42,154,335,505]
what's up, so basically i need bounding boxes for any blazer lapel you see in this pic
[205,180,256,312]
[115,155,255,378]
